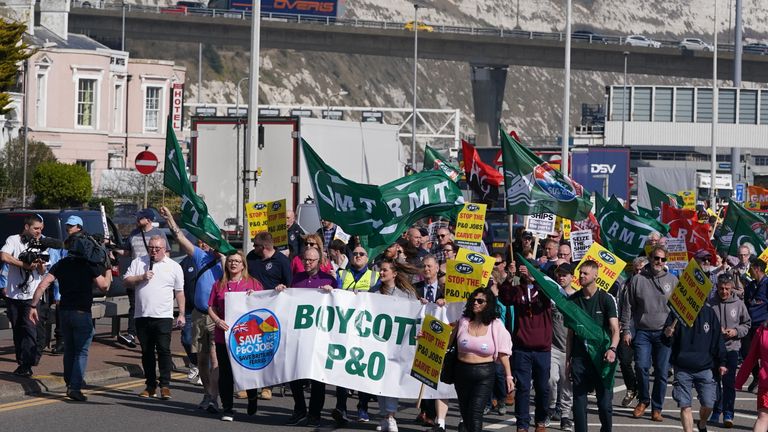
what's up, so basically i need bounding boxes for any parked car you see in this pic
[160,1,207,14]
[572,30,607,43]
[404,20,434,32]
[744,42,768,55]
[625,35,662,48]
[0,209,125,297]
[679,38,713,51]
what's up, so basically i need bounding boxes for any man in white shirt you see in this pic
[124,235,185,400]
[1,214,48,377]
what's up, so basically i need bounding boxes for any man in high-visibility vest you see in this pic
[336,246,379,292]
[332,245,379,425]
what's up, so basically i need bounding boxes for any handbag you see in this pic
[440,326,459,385]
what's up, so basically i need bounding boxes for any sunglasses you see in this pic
[306,242,317,247]
[495,261,504,266]
[472,298,487,305]
[303,258,319,262]
[652,256,667,262]
[147,246,164,250]
[352,252,367,257]
[438,234,447,238]
[557,253,570,258]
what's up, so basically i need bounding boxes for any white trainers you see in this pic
[387,417,398,432]
[376,419,389,432]
[197,394,211,410]
[187,366,200,382]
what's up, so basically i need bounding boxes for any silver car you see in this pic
[679,38,713,51]
[625,35,662,48]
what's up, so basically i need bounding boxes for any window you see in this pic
[612,87,631,121]
[718,89,736,124]
[740,90,758,125]
[77,79,97,127]
[761,91,768,124]
[113,83,124,133]
[36,73,47,127]
[633,87,652,121]
[76,160,94,176]
[654,87,673,122]
[696,88,713,123]
[676,88,694,122]
[144,87,162,132]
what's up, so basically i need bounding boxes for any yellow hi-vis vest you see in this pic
[338,268,379,291]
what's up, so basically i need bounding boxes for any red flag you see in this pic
[572,211,601,245]
[462,140,503,205]
[661,203,715,259]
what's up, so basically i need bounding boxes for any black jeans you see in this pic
[126,288,136,336]
[618,340,637,392]
[216,343,258,412]
[290,379,325,417]
[135,317,173,388]
[454,361,496,432]
[6,298,45,367]
[571,355,613,432]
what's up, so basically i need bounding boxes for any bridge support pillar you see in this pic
[470,64,508,148]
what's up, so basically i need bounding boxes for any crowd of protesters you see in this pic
[5,206,768,432]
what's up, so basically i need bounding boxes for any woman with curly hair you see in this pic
[290,233,333,276]
[449,287,514,432]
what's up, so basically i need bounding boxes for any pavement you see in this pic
[0,316,190,403]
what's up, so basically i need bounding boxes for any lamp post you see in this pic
[245,0,262,254]
[411,2,420,168]
[710,0,719,207]
[235,76,248,235]
[121,1,126,51]
[21,59,28,208]
[560,0,572,176]
[622,51,629,147]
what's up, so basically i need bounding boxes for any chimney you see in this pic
[39,0,71,41]
[1,0,36,35]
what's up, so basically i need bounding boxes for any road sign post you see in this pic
[135,149,159,208]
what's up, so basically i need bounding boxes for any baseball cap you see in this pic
[522,231,534,239]
[136,208,155,221]
[553,262,575,275]
[694,249,713,260]
[65,215,83,227]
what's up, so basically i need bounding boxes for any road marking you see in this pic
[0,372,186,412]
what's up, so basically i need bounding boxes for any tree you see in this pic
[0,136,57,191]
[0,19,31,114]
[31,162,92,208]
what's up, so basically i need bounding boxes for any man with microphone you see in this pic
[124,235,185,400]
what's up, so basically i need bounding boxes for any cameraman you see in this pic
[0,214,50,377]
[28,234,112,401]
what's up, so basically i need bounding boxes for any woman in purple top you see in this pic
[208,251,263,422]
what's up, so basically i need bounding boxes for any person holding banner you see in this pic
[621,245,678,422]
[207,252,263,422]
[290,234,333,277]
[374,259,419,432]
[547,263,577,431]
[450,287,513,432]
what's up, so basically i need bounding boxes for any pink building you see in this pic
[4,0,186,190]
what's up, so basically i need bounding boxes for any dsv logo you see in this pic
[590,164,616,174]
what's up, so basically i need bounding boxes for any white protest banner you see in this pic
[665,236,688,277]
[225,290,460,398]
[569,230,593,261]
[526,213,556,238]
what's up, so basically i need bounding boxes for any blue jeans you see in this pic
[180,311,196,365]
[633,329,671,412]
[60,309,94,391]
[513,349,551,429]
[714,350,739,415]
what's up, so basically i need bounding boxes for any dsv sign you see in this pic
[590,164,616,174]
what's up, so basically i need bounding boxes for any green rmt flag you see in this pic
[715,198,767,254]
[597,195,669,263]
[163,116,236,254]
[500,128,592,221]
[301,139,394,235]
[423,145,460,182]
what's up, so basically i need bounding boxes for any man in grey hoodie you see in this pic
[620,245,678,422]
[707,273,751,428]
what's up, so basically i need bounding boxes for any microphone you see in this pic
[149,254,155,271]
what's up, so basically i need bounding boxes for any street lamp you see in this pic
[560,0,572,176]
[121,1,126,51]
[621,51,629,147]
[410,0,432,169]
[710,0,719,207]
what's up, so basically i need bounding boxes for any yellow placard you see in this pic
[245,199,288,248]
[677,190,696,210]
[454,203,487,248]
[410,315,452,390]
[444,249,494,303]
[457,248,494,285]
[561,218,572,240]
[572,242,627,291]
[668,259,713,327]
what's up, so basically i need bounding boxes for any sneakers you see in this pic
[357,408,370,422]
[66,389,87,402]
[187,366,199,383]
[306,415,321,428]
[387,417,398,432]
[13,365,33,377]
[138,387,156,398]
[376,419,389,432]
[497,402,507,415]
[260,387,273,400]
[286,411,309,426]
[543,414,552,427]
[117,333,137,348]
[247,397,258,416]
[621,389,637,407]
[560,418,573,432]
[723,413,734,428]
[221,411,234,422]
[332,408,350,427]
[159,387,171,400]
[198,394,212,409]
[708,411,720,425]
[206,399,220,414]
[51,341,65,355]
[483,405,491,415]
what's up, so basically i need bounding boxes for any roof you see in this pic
[25,26,108,51]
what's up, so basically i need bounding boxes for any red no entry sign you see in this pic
[135,150,159,175]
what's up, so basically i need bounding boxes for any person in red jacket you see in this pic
[735,322,768,432]
[507,261,552,432]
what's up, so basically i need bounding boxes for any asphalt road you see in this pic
[0,371,760,431]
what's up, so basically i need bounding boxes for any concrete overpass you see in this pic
[67,8,768,148]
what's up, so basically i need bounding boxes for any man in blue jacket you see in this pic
[663,305,727,432]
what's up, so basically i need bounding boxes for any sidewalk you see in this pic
[0,317,191,402]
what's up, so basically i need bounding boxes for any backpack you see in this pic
[68,234,109,267]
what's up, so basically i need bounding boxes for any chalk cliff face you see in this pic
[123,0,768,149]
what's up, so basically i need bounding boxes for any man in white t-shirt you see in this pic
[124,235,185,400]
[0,214,48,377]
